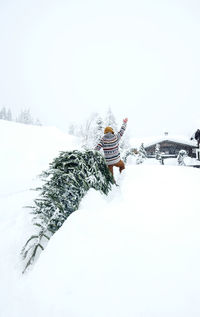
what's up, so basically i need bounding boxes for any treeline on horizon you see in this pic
[0,106,42,126]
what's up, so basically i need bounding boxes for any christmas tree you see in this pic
[21,150,114,273]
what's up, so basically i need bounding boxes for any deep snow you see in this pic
[1,120,200,317]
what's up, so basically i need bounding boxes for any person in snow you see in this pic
[191,129,200,147]
[95,118,128,177]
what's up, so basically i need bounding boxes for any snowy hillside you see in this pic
[0,120,79,196]
[1,120,200,317]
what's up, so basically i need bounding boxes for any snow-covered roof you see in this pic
[130,134,197,149]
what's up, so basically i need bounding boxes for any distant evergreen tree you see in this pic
[21,150,114,273]
[79,113,99,149]
[7,109,12,121]
[177,150,187,166]
[0,107,12,121]
[0,107,7,120]
[135,143,147,164]
[155,143,164,164]
[139,143,147,157]
[16,108,33,125]
[93,115,104,145]
[79,113,105,149]
[68,123,76,135]
[119,132,130,157]
[104,107,118,133]
[96,115,104,135]
[155,143,161,160]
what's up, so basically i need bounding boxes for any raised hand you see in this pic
[123,118,128,123]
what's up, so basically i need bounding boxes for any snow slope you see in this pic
[1,120,200,317]
[0,120,78,196]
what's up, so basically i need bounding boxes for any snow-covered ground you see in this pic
[1,120,200,317]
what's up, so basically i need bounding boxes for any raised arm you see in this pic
[95,138,103,151]
[117,118,128,140]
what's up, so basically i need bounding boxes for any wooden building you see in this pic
[144,136,197,158]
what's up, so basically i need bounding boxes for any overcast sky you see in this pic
[0,0,200,137]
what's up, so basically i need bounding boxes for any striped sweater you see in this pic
[95,122,127,165]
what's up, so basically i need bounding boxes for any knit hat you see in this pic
[104,126,114,134]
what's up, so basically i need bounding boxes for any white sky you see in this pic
[0,0,200,137]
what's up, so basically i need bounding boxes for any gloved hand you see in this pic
[190,137,193,140]
[123,118,128,123]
